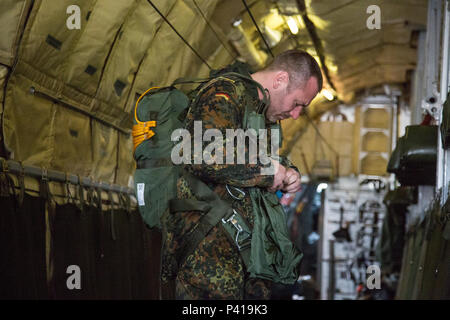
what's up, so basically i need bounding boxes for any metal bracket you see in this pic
[226,184,246,201]
[422,0,443,119]
[222,209,251,251]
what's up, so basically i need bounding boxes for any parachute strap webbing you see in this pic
[170,196,233,273]
[192,72,269,116]
[132,87,159,152]
[168,171,252,274]
[169,199,212,213]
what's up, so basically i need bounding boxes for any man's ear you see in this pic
[273,71,289,90]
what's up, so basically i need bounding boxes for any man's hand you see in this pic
[281,168,301,193]
[268,159,287,193]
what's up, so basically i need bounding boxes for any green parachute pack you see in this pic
[132,85,188,229]
[132,63,302,284]
[132,63,255,229]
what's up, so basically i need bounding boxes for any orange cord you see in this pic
[132,87,160,152]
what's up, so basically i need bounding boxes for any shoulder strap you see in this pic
[219,72,269,111]
[171,77,210,86]
[177,71,269,113]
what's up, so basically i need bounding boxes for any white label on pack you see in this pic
[137,183,145,206]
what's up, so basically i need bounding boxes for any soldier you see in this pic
[161,50,322,299]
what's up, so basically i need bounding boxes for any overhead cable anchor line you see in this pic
[274,1,301,48]
[295,0,336,91]
[241,0,274,58]
[147,0,212,70]
[192,0,237,59]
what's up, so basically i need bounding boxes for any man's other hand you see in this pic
[268,159,287,192]
[282,168,301,193]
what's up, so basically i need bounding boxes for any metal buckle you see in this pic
[226,184,246,201]
[222,209,251,251]
[41,168,48,182]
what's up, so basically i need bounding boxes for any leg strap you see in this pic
[168,171,252,274]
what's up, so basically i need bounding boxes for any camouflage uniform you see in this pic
[161,72,288,299]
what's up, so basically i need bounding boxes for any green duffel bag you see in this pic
[441,92,450,148]
[392,125,438,185]
[400,125,438,169]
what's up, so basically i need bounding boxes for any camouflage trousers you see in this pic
[160,177,272,300]
[174,224,271,300]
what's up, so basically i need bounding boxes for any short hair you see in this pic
[264,49,323,92]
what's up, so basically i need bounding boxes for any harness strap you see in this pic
[169,171,252,275]
[169,198,211,213]
[136,158,173,169]
[190,72,269,113]
[183,171,219,202]
[220,72,269,108]
[170,197,233,273]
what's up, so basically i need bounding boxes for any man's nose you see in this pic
[290,107,302,119]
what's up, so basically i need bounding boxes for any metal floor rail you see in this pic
[0,157,134,195]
